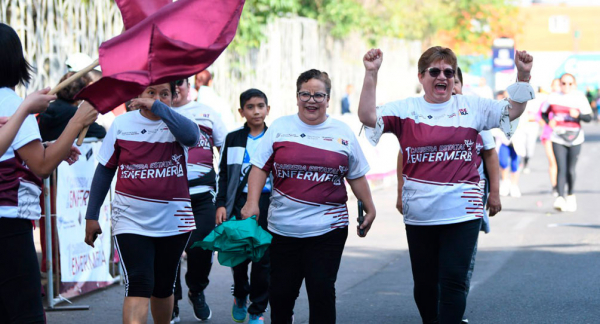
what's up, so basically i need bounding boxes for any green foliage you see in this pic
[230,0,517,55]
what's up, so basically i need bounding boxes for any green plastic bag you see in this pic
[191,216,272,267]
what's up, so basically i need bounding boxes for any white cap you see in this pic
[65,53,101,72]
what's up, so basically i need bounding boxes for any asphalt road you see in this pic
[46,124,600,323]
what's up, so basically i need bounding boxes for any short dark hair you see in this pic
[418,46,457,76]
[0,23,34,88]
[56,72,88,104]
[296,69,331,96]
[456,66,463,85]
[240,88,268,108]
[168,81,178,100]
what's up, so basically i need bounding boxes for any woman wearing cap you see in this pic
[359,46,533,323]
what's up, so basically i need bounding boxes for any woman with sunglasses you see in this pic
[240,69,376,323]
[359,46,533,323]
[541,73,593,212]
[84,82,200,324]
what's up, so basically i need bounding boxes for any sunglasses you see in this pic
[175,79,185,86]
[298,91,328,103]
[424,67,455,79]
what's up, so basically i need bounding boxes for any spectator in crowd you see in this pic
[341,84,353,115]
[195,69,237,129]
[37,72,106,141]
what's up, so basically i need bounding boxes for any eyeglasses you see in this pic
[175,79,185,86]
[424,67,455,79]
[298,91,328,103]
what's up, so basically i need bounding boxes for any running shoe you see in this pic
[188,291,212,321]
[249,313,265,324]
[566,195,577,212]
[553,196,567,211]
[509,185,521,198]
[170,301,180,323]
[232,297,248,323]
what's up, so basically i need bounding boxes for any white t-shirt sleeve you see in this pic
[12,115,41,151]
[474,97,508,131]
[250,123,275,171]
[480,130,495,150]
[578,93,593,115]
[212,113,228,148]
[364,103,399,146]
[346,131,370,180]
[97,119,119,168]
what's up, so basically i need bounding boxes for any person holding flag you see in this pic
[0,22,98,323]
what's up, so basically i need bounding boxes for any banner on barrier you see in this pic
[56,142,114,298]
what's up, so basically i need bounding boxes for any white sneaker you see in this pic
[566,195,577,212]
[554,196,567,211]
[510,185,521,198]
[500,180,510,197]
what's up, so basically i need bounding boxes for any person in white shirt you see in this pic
[0,22,97,324]
[359,46,532,323]
[240,69,376,324]
[170,77,227,322]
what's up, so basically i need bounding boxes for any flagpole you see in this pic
[47,59,100,145]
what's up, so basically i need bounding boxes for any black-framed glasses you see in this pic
[424,67,455,79]
[175,79,185,86]
[298,91,328,103]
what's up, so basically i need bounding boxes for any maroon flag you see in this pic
[76,0,245,113]
[116,0,172,30]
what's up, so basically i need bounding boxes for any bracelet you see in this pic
[517,75,531,83]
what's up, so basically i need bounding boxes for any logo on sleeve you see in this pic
[337,138,348,146]
[459,108,468,115]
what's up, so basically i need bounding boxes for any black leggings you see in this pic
[115,232,190,298]
[0,218,45,324]
[405,219,481,324]
[552,142,582,197]
[269,227,348,324]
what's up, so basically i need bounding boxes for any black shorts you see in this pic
[115,232,190,298]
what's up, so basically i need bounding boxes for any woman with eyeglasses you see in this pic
[240,69,376,323]
[84,82,200,324]
[541,73,593,212]
[359,46,533,323]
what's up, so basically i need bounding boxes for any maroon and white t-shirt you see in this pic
[366,95,508,225]
[541,91,592,146]
[173,101,227,195]
[251,114,370,238]
[98,111,196,237]
[0,88,43,220]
